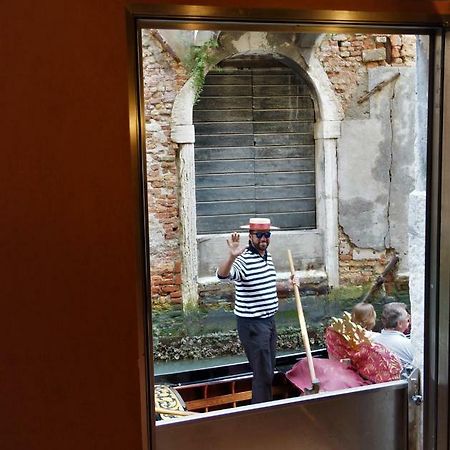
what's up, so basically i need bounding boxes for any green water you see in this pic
[152,290,410,371]
[152,291,410,338]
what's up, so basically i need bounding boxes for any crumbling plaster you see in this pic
[337,67,416,272]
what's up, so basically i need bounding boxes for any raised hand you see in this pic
[226,232,245,257]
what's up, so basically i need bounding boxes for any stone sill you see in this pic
[198,269,328,286]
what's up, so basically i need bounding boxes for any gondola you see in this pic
[154,349,325,419]
[154,255,408,419]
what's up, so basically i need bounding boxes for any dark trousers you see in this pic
[237,315,277,404]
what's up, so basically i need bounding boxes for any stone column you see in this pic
[170,78,200,311]
[407,35,428,450]
[314,120,341,287]
[409,190,425,369]
[171,124,199,311]
[409,35,428,376]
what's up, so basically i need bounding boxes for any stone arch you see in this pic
[171,31,342,307]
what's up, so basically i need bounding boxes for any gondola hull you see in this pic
[154,350,416,450]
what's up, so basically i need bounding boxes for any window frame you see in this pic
[126,5,448,449]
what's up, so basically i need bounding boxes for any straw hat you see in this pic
[239,217,279,230]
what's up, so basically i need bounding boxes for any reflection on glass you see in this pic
[140,28,428,418]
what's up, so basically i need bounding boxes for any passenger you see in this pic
[372,302,414,366]
[351,302,378,340]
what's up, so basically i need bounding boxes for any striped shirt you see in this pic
[218,245,278,318]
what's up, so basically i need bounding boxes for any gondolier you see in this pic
[217,217,279,403]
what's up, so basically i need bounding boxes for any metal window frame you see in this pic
[126,5,449,449]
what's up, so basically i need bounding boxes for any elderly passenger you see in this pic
[373,302,414,366]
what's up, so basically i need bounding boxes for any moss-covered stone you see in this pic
[154,325,325,362]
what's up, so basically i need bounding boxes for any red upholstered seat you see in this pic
[351,342,402,383]
[286,357,370,393]
[325,327,353,361]
[324,325,402,384]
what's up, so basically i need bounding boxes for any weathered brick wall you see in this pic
[319,33,415,284]
[142,31,415,304]
[141,30,188,305]
[338,227,396,285]
[318,33,415,117]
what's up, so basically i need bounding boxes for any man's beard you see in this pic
[250,239,268,253]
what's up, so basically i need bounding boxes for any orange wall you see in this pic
[0,1,446,450]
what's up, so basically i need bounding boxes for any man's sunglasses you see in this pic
[251,231,271,239]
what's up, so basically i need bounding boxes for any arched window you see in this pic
[193,55,316,234]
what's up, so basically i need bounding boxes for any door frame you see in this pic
[126,5,448,449]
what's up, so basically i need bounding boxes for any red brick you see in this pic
[174,274,182,284]
[161,285,177,293]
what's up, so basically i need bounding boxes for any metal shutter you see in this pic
[194,56,316,234]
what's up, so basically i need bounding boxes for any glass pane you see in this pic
[140,27,429,423]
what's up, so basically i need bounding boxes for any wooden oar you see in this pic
[155,407,199,417]
[287,249,320,394]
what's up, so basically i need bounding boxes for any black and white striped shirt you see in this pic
[218,246,278,318]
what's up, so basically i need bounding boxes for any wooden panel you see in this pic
[253,121,313,133]
[197,212,315,233]
[204,73,252,85]
[195,96,252,110]
[181,383,291,411]
[253,84,311,96]
[194,109,253,122]
[198,214,256,233]
[197,200,257,215]
[196,173,255,188]
[196,187,256,202]
[203,84,252,96]
[254,211,316,228]
[196,146,315,160]
[196,134,254,147]
[195,122,253,135]
[197,185,316,202]
[253,109,314,121]
[195,159,255,174]
[255,158,315,172]
[185,391,252,410]
[255,171,315,185]
[197,198,316,215]
[195,172,315,188]
[195,147,255,160]
[255,198,316,213]
[194,59,316,234]
[256,185,316,199]
[252,74,303,85]
[255,145,314,158]
[253,96,314,109]
[254,133,314,146]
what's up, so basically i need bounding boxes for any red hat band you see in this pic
[249,222,271,231]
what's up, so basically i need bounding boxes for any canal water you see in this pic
[153,291,410,374]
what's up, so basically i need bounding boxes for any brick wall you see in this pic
[142,31,415,304]
[318,33,415,116]
[320,33,415,283]
[141,30,188,305]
